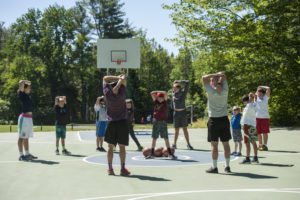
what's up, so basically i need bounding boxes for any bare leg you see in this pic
[258,134,262,145]
[234,142,238,152]
[164,138,171,148]
[246,142,251,157]
[211,141,219,160]
[18,138,23,153]
[252,141,258,156]
[119,144,126,165]
[61,139,65,146]
[151,138,157,149]
[263,133,268,145]
[173,128,179,145]
[238,141,242,153]
[23,139,29,152]
[56,138,59,147]
[182,127,191,145]
[100,137,104,147]
[107,144,114,167]
[96,137,100,147]
[222,142,230,159]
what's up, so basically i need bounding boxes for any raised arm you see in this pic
[55,96,59,105]
[150,91,157,102]
[18,80,31,92]
[103,74,127,95]
[150,91,167,101]
[216,73,226,94]
[257,86,271,97]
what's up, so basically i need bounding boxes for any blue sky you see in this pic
[0,0,179,55]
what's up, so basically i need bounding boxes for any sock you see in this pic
[19,152,24,156]
[25,151,29,156]
[167,147,172,155]
[225,158,230,167]
[263,144,267,147]
[121,163,126,170]
[62,145,65,150]
[108,163,112,170]
[56,146,59,150]
[213,160,218,168]
[151,148,154,155]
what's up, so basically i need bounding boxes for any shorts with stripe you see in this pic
[18,114,33,139]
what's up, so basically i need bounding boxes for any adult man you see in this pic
[103,74,130,176]
[172,80,193,150]
[202,72,231,173]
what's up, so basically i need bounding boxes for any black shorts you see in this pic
[173,110,188,128]
[207,116,231,142]
[104,119,129,146]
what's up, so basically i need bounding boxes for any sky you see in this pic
[0,0,179,55]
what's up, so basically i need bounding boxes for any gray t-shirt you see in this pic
[172,80,189,110]
[205,81,229,118]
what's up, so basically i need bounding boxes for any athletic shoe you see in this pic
[224,166,231,173]
[96,147,101,151]
[19,155,28,161]
[108,169,115,175]
[258,146,264,151]
[262,145,268,151]
[138,146,143,151]
[145,154,154,159]
[240,157,251,164]
[62,149,71,155]
[120,168,131,176]
[230,152,237,155]
[252,157,259,163]
[99,147,106,152]
[187,144,194,150]
[172,144,177,149]
[235,152,242,156]
[26,154,38,160]
[168,154,177,160]
[55,150,59,155]
[206,167,218,173]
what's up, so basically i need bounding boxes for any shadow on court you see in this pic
[259,163,294,167]
[119,174,171,181]
[63,154,87,158]
[267,150,300,154]
[220,172,278,179]
[190,149,211,152]
[30,159,59,165]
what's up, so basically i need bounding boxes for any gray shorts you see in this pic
[152,121,168,139]
[173,110,188,128]
[232,129,243,142]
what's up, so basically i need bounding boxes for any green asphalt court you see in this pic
[0,127,299,200]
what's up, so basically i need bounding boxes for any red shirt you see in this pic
[153,100,167,121]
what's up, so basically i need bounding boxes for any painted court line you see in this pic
[75,188,300,200]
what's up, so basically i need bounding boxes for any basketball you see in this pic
[142,147,151,157]
[154,147,163,157]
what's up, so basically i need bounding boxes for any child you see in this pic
[94,96,107,152]
[230,106,242,156]
[240,93,259,163]
[54,96,70,155]
[146,91,177,159]
[256,86,271,151]
[126,99,143,151]
[17,80,38,161]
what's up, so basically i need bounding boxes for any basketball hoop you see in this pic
[112,59,125,65]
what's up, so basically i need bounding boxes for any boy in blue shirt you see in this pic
[231,106,242,156]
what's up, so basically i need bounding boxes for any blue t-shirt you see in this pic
[18,91,34,113]
[231,113,241,130]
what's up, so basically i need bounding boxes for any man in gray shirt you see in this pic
[202,72,232,173]
[172,80,193,150]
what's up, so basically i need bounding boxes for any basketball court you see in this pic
[0,127,299,200]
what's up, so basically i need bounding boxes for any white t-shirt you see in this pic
[94,104,107,121]
[256,95,270,119]
[241,103,256,126]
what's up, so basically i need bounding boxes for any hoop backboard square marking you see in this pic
[111,50,127,62]
[97,39,140,69]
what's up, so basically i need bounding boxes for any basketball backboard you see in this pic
[97,39,140,69]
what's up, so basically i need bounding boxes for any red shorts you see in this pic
[256,118,270,134]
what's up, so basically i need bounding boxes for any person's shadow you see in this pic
[259,163,294,167]
[119,174,171,181]
[62,154,86,158]
[29,159,59,165]
[220,172,278,179]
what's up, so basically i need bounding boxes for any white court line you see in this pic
[77,131,83,141]
[75,188,300,200]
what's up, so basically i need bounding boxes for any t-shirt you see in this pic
[103,83,127,121]
[18,91,34,113]
[256,95,270,119]
[153,100,167,121]
[231,113,242,130]
[241,103,256,126]
[94,104,107,122]
[54,105,68,125]
[172,80,189,110]
[205,81,229,118]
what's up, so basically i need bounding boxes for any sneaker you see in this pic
[120,168,131,176]
[26,154,38,160]
[62,149,71,155]
[240,157,251,164]
[145,154,154,159]
[206,167,218,173]
[19,155,28,161]
[172,144,177,149]
[138,146,143,151]
[258,146,264,151]
[96,147,101,151]
[262,145,268,151]
[55,150,59,155]
[235,152,242,156]
[108,169,115,175]
[187,144,194,150]
[168,154,177,160]
[224,166,231,173]
[252,157,259,163]
[99,147,106,152]
[230,152,237,156]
